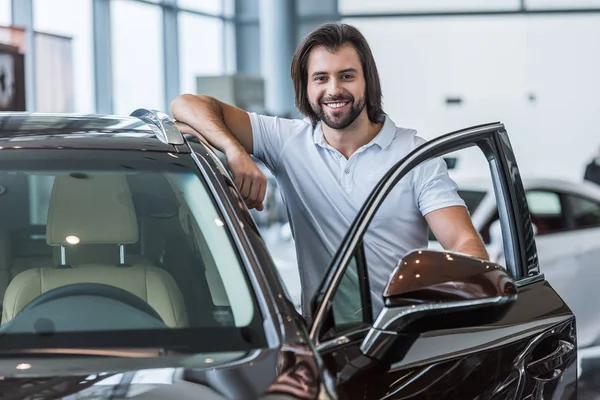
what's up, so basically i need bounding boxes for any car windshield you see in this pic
[0,149,265,351]
[428,189,487,241]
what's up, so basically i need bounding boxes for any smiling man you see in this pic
[171,23,488,320]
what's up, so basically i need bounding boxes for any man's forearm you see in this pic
[170,94,243,155]
[453,237,489,260]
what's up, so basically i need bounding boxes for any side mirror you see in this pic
[360,249,517,362]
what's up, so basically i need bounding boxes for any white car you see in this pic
[429,176,600,355]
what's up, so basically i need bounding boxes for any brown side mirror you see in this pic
[383,249,517,307]
[359,249,517,362]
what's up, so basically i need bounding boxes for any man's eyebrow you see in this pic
[311,68,358,77]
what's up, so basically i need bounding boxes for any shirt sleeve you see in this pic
[411,138,466,216]
[248,112,307,174]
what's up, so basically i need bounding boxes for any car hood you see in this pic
[0,346,331,399]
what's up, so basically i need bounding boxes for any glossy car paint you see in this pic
[383,250,517,304]
[318,280,576,399]
[0,114,578,399]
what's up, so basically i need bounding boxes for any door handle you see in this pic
[526,340,575,380]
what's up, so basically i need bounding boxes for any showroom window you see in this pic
[33,0,94,113]
[111,0,164,115]
[339,0,520,14]
[565,194,600,230]
[178,0,222,15]
[0,0,10,26]
[179,12,224,95]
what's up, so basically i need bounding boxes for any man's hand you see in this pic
[226,147,267,211]
[174,120,267,211]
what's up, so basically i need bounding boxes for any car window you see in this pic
[331,255,363,331]
[525,190,567,235]
[0,150,265,350]
[564,194,600,230]
[428,189,486,241]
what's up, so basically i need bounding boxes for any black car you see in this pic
[0,110,577,399]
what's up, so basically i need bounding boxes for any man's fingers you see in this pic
[239,176,251,199]
[248,180,261,206]
[257,182,267,210]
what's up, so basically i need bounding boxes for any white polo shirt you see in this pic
[250,113,465,319]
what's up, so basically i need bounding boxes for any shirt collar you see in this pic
[312,115,396,150]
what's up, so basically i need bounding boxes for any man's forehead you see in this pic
[307,44,361,73]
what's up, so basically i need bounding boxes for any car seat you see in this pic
[1,173,188,328]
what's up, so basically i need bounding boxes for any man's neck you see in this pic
[322,115,383,159]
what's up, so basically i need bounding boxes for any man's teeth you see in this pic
[327,102,348,109]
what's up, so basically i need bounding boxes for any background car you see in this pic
[427,177,600,356]
[0,111,577,399]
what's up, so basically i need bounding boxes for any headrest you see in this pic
[46,174,138,246]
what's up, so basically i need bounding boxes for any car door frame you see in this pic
[309,121,541,347]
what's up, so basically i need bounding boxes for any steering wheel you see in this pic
[0,283,165,333]
[21,283,163,320]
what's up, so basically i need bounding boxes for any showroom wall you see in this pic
[341,1,600,182]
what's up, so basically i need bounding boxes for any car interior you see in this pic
[0,169,251,333]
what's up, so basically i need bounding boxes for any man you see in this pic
[171,23,488,319]
[584,146,600,186]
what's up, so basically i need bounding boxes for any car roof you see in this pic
[0,112,178,152]
[450,173,600,200]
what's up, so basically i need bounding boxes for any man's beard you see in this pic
[310,95,366,130]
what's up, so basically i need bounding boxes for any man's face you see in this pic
[306,44,367,130]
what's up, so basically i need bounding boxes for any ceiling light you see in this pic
[66,235,80,244]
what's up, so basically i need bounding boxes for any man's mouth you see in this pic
[323,101,350,111]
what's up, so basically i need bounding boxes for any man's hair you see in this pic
[291,22,384,125]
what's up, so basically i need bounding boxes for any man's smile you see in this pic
[323,101,351,112]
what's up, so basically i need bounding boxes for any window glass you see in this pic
[331,255,363,332]
[565,194,600,230]
[0,0,10,26]
[339,0,520,14]
[111,0,164,115]
[526,0,600,9]
[33,0,94,113]
[178,0,222,15]
[526,190,566,235]
[0,150,262,350]
[527,191,562,215]
[179,12,224,95]
[429,189,487,241]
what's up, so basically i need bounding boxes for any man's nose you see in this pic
[326,78,344,95]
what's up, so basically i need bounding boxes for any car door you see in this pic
[309,123,577,399]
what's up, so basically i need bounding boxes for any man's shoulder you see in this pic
[388,123,423,150]
[249,112,313,131]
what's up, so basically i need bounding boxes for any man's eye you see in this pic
[343,74,354,80]
[315,76,326,82]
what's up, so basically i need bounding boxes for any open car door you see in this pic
[309,123,577,399]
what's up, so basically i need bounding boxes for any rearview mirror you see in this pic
[360,249,517,362]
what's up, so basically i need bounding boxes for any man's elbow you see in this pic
[170,94,215,117]
[453,236,489,260]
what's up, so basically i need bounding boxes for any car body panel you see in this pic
[0,346,326,399]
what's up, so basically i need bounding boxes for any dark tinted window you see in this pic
[526,190,567,235]
[428,189,486,241]
[565,194,600,229]
[458,190,487,215]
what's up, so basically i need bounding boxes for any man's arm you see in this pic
[425,206,489,260]
[170,94,266,210]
